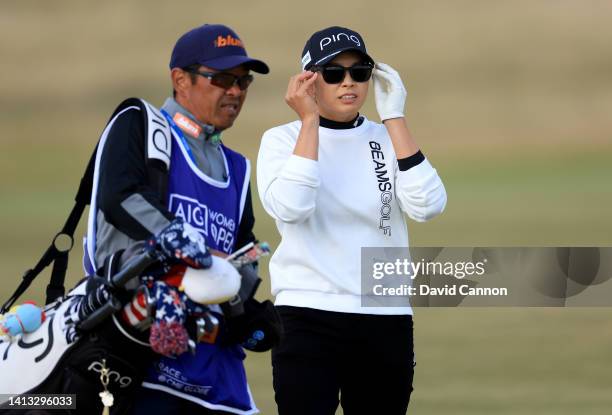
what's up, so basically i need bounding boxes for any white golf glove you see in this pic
[373,62,407,121]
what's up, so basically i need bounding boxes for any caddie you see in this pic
[84,24,270,415]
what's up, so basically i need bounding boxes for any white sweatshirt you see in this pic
[257,117,447,315]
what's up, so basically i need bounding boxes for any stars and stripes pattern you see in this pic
[121,290,149,327]
[148,281,189,357]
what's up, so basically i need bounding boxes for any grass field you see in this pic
[1,1,611,413]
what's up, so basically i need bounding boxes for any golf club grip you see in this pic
[111,251,157,288]
[77,297,122,331]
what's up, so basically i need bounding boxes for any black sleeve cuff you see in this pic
[398,150,425,171]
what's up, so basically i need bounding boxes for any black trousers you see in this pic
[272,306,414,415]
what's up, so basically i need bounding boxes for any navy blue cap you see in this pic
[170,24,269,74]
[301,26,374,70]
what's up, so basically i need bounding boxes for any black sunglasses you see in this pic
[312,63,373,84]
[185,68,254,91]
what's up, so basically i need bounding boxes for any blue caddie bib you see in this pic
[141,115,256,414]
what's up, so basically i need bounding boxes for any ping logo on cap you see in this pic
[319,32,361,50]
[215,34,244,48]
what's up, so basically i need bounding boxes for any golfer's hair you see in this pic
[173,64,200,98]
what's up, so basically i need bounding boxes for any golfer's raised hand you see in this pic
[285,71,318,121]
[373,62,407,122]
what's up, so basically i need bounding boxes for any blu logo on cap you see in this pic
[214,34,244,48]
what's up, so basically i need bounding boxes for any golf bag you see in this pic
[0,249,158,414]
[0,222,276,414]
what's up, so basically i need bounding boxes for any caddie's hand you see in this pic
[373,62,407,122]
[146,218,212,269]
[285,71,319,121]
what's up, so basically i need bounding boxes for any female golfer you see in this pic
[257,26,447,415]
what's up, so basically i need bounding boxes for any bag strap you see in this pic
[45,147,98,305]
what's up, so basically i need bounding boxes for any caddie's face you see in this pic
[314,51,369,122]
[176,65,249,131]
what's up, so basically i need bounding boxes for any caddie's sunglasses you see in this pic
[312,63,373,84]
[185,69,254,91]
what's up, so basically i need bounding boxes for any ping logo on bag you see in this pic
[87,360,133,388]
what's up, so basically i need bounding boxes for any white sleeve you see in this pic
[395,158,447,222]
[257,127,320,224]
